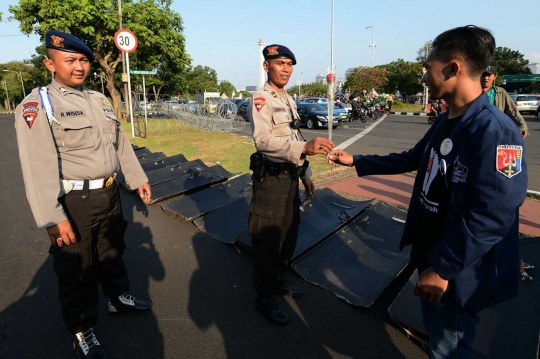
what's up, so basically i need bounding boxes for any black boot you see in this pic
[273,274,303,297]
[108,292,153,316]
[255,294,290,325]
[73,327,108,359]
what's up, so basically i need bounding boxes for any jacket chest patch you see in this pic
[452,156,468,183]
[60,110,85,117]
[496,145,523,179]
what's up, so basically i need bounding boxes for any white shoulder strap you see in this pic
[38,87,61,127]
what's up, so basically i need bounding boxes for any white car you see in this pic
[509,94,540,114]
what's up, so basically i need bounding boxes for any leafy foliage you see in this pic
[184,65,218,94]
[492,47,532,86]
[286,82,327,98]
[343,67,389,94]
[379,59,423,95]
[218,80,235,98]
[416,40,433,63]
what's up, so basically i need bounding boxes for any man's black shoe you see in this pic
[108,292,153,316]
[255,295,290,325]
[73,327,108,359]
[273,274,303,297]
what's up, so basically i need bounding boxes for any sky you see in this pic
[1,0,539,91]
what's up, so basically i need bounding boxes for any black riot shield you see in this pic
[193,194,252,244]
[292,201,411,307]
[133,147,152,158]
[137,152,167,164]
[146,159,209,186]
[236,187,372,260]
[140,154,188,173]
[149,164,233,204]
[162,174,252,222]
[388,237,540,359]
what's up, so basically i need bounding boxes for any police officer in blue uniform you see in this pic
[328,26,528,358]
[15,31,153,359]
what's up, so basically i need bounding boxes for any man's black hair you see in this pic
[431,25,495,77]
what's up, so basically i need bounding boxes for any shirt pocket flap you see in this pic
[61,117,92,130]
[248,202,274,218]
[272,112,291,125]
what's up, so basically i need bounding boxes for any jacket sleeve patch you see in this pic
[22,102,39,129]
[496,145,523,178]
[253,97,266,113]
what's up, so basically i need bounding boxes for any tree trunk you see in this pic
[106,72,122,119]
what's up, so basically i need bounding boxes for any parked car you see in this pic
[509,94,540,114]
[334,101,352,114]
[237,99,250,121]
[296,103,341,129]
[230,98,246,109]
[299,97,328,104]
[319,103,349,122]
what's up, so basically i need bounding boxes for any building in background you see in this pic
[315,74,327,84]
[527,63,539,74]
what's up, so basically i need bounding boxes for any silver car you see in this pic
[509,94,540,114]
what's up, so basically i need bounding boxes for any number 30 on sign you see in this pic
[114,29,138,53]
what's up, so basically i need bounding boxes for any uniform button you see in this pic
[82,195,87,200]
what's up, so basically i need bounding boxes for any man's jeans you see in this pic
[421,298,480,359]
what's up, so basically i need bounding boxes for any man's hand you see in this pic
[47,220,77,247]
[522,130,529,138]
[327,149,354,167]
[414,267,449,302]
[302,178,315,200]
[138,183,152,204]
[303,137,335,156]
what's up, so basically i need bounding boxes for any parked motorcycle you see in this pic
[349,107,367,123]
[428,110,437,124]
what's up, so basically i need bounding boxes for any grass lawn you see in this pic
[122,117,334,175]
[391,102,424,112]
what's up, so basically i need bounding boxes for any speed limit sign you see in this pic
[114,29,138,53]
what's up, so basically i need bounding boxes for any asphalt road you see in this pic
[238,113,540,191]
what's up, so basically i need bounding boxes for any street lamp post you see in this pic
[1,80,10,111]
[366,26,376,67]
[3,70,25,97]
[94,72,105,93]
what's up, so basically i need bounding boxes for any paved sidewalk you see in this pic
[323,172,540,237]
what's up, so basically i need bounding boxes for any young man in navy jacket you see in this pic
[328,25,528,359]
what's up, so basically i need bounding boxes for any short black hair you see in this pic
[431,25,495,77]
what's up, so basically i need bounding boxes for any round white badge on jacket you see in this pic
[440,138,453,155]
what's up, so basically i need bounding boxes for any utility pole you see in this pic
[366,26,375,67]
[3,70,25,97]
[118,0,130,121]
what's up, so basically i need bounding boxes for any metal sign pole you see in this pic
[126,52,135,138]
[142,75,148,131]
[327,0,335,141]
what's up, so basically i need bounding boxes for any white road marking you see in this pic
[334,114,388,150]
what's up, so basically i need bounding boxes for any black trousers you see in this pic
[248,171,300,296]
[50,182,130,334]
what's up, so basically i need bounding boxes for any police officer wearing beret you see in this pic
[248,44,335,324]
[14,30,152,359]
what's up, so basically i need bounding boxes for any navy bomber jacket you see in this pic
[352,92,528,310]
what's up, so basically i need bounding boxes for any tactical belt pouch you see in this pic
[299,159,309,178]
[249,152,299,178]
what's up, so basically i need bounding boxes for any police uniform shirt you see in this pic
[15,79,148,228]
[248,82,312,178]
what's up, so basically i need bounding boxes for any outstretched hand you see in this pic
[327,149,354,167]
[303,137,335,156]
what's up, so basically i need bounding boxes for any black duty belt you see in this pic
[264,160,298,176]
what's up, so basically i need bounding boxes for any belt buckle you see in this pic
[104,175,115,188]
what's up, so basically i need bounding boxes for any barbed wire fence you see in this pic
[131,92,245,136]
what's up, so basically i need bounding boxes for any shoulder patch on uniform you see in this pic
[22,102,39,129]
[254,97,266,113]
[496,145,523,178]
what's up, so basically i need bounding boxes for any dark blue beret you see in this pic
[263,44,296,65]
[45,30,94,62]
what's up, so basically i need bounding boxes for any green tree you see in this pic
[492,47,532,86]
[239,90,252,99]
[0,61,35,105]
[343,67,389,94]
[416,40,433,63]
[380,59,423,95]
[184,65,218,94]
[10,0,190,118]
[218,80,235,98]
